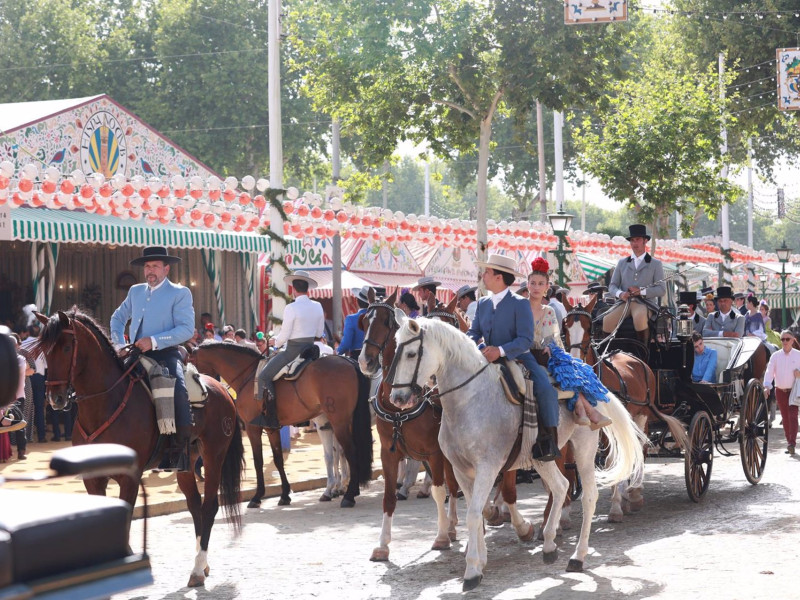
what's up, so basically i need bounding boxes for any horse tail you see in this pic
[595,391,647,487]
[352,367,374,487]
[220,417,246,532]
[651,408,690,453]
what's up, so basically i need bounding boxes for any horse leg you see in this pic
[609,481,625,523]
[417,467,432,499]
[462,467,492,591]
[314,417,336,501]
[244,423,267,508]
[331,423,360,508]
[566,431,601,573]
[83,475,110,496]
[176,471,208,587]
[427,454,451,551]
[336,439,349,496]
[370,447,401,561]
[265,427,291,506]
[499,470,534,542]
[398,458,421,500]
[534,461,569,564]
[443,459,459,541]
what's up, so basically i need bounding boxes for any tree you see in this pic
[289,0,634,258]
[671,0,800,173]
[573,22,741,241]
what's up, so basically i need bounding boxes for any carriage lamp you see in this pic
[547,210,574,288]
[676,304,693,340]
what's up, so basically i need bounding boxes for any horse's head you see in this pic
[427,296,469,332]
[35,310,78,409]
[358,289,397,376]
[564,296,596,360]
[388,312,438,410]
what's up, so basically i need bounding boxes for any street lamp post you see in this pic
[759,274,768,299]
[777,241,792,329]
[547,210,574,288]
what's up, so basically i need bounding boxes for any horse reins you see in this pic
[362,302,399,364]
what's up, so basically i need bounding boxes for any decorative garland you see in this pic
[265,189,291,326]
[719,246,734,285]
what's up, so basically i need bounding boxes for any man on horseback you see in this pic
[252,270,324,429]
[467,254,560,461]
[110,246,194,471]
[338,286,370,359]
[412,277,440,316]
[602,224,666,346]
[702,286,745,338]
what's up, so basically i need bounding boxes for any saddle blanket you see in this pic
[139,357,209,435]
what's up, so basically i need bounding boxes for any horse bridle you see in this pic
[386,329,426,397]
[565,308,594,358]
[362,302,399,365]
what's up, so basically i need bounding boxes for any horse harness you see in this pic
[45,319,150,443]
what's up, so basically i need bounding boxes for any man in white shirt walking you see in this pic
[253,270,324,429]
[763,330,800,454]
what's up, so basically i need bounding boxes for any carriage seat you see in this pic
[701,338,739,384]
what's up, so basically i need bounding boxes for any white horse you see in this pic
[388,313,646,591]
[313,415,350,501]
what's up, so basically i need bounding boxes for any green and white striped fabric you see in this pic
[576,252,617,282]
[31,241,59,315]
[12,207,270,253]
[201,249,226,328]
[239,251,260,332]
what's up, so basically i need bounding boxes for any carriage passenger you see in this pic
[691,333,718,384]
[466,254,560,461]
[702,286,745,338]
[528,258,611,430]
[744,296,767,342]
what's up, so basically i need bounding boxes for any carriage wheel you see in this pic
[740,378,769,485]
[684,411,713,503]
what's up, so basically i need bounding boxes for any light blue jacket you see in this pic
[110,280,195,350]
[692,347,718,383]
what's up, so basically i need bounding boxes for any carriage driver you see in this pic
[252,270,324,429]
[110,246,195,471]
[602,224,666,346]
[467,254,560,462]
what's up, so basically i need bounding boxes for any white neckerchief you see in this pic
[490,287,509,308]
[148,278,168,293]
[631,252,646,270]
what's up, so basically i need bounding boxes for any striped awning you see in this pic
[576,252,616,281]
[10,207,271,253]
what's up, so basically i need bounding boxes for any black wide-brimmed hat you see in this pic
[625,224,651,241]
[715,286,734,300]
[130,246,181,266]
[584,281,608,295]
[678,291,698,305]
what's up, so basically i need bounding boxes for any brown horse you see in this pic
[192,342,373,508]
[359,289,471,562]
[563,296,689,520]
[35,309,244,588]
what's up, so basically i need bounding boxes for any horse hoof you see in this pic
[247,499,261,509]
[277,496,291,506]
[204,566,210,577]
[484,506,503,527]
[566,559,584,573]
[629,498,645,512]
[370,548,389,561]
[340,497,355,508]
[463,575,483,591]
[319,493,332,502]
[417,491,430,499]
[187,574,205,587]
[448,529,458,542]
[519,522,535,543]
[542,549,558,564]
[396,492,407,501]
[431,538,451,551]
[608,513,624,524]
[503,512,512,523]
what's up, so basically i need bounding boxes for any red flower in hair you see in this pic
[204,323,215,331]
[530,257,550,274]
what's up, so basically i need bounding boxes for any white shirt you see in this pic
[466,300,477,322]
[315,340,334,356]
[490,287,509,308]
[763,347,800,391]
[273,295,325,348]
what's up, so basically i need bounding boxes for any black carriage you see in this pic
[604,309,770,503]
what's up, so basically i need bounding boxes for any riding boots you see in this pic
[532,426,560,462]
[250,389,280,429]
[162,425,192,472]
[636,329,649,347]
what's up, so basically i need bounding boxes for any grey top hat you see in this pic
[284,269,318,289]
[412,276,441,290]
[130,245,181,266]
[625,224,651,241]
[455,284,477,300]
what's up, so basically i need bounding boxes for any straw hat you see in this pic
[284,269,318,289]
[412,276,441,290]
[476,254,522,278]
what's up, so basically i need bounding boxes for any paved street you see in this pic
[117,423,800,600]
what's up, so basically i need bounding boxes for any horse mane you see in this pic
[36,307,124,369]
[399,317,486,372]
[198,341,263,360]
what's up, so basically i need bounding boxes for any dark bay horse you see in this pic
[35,310,244,588]
[358,289,463,562]
[563,296,689,520]
[192,342,373,508]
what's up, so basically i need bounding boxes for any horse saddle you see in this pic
[495,358,574,406]
[139,356,209,408]
[259,344,321,384]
